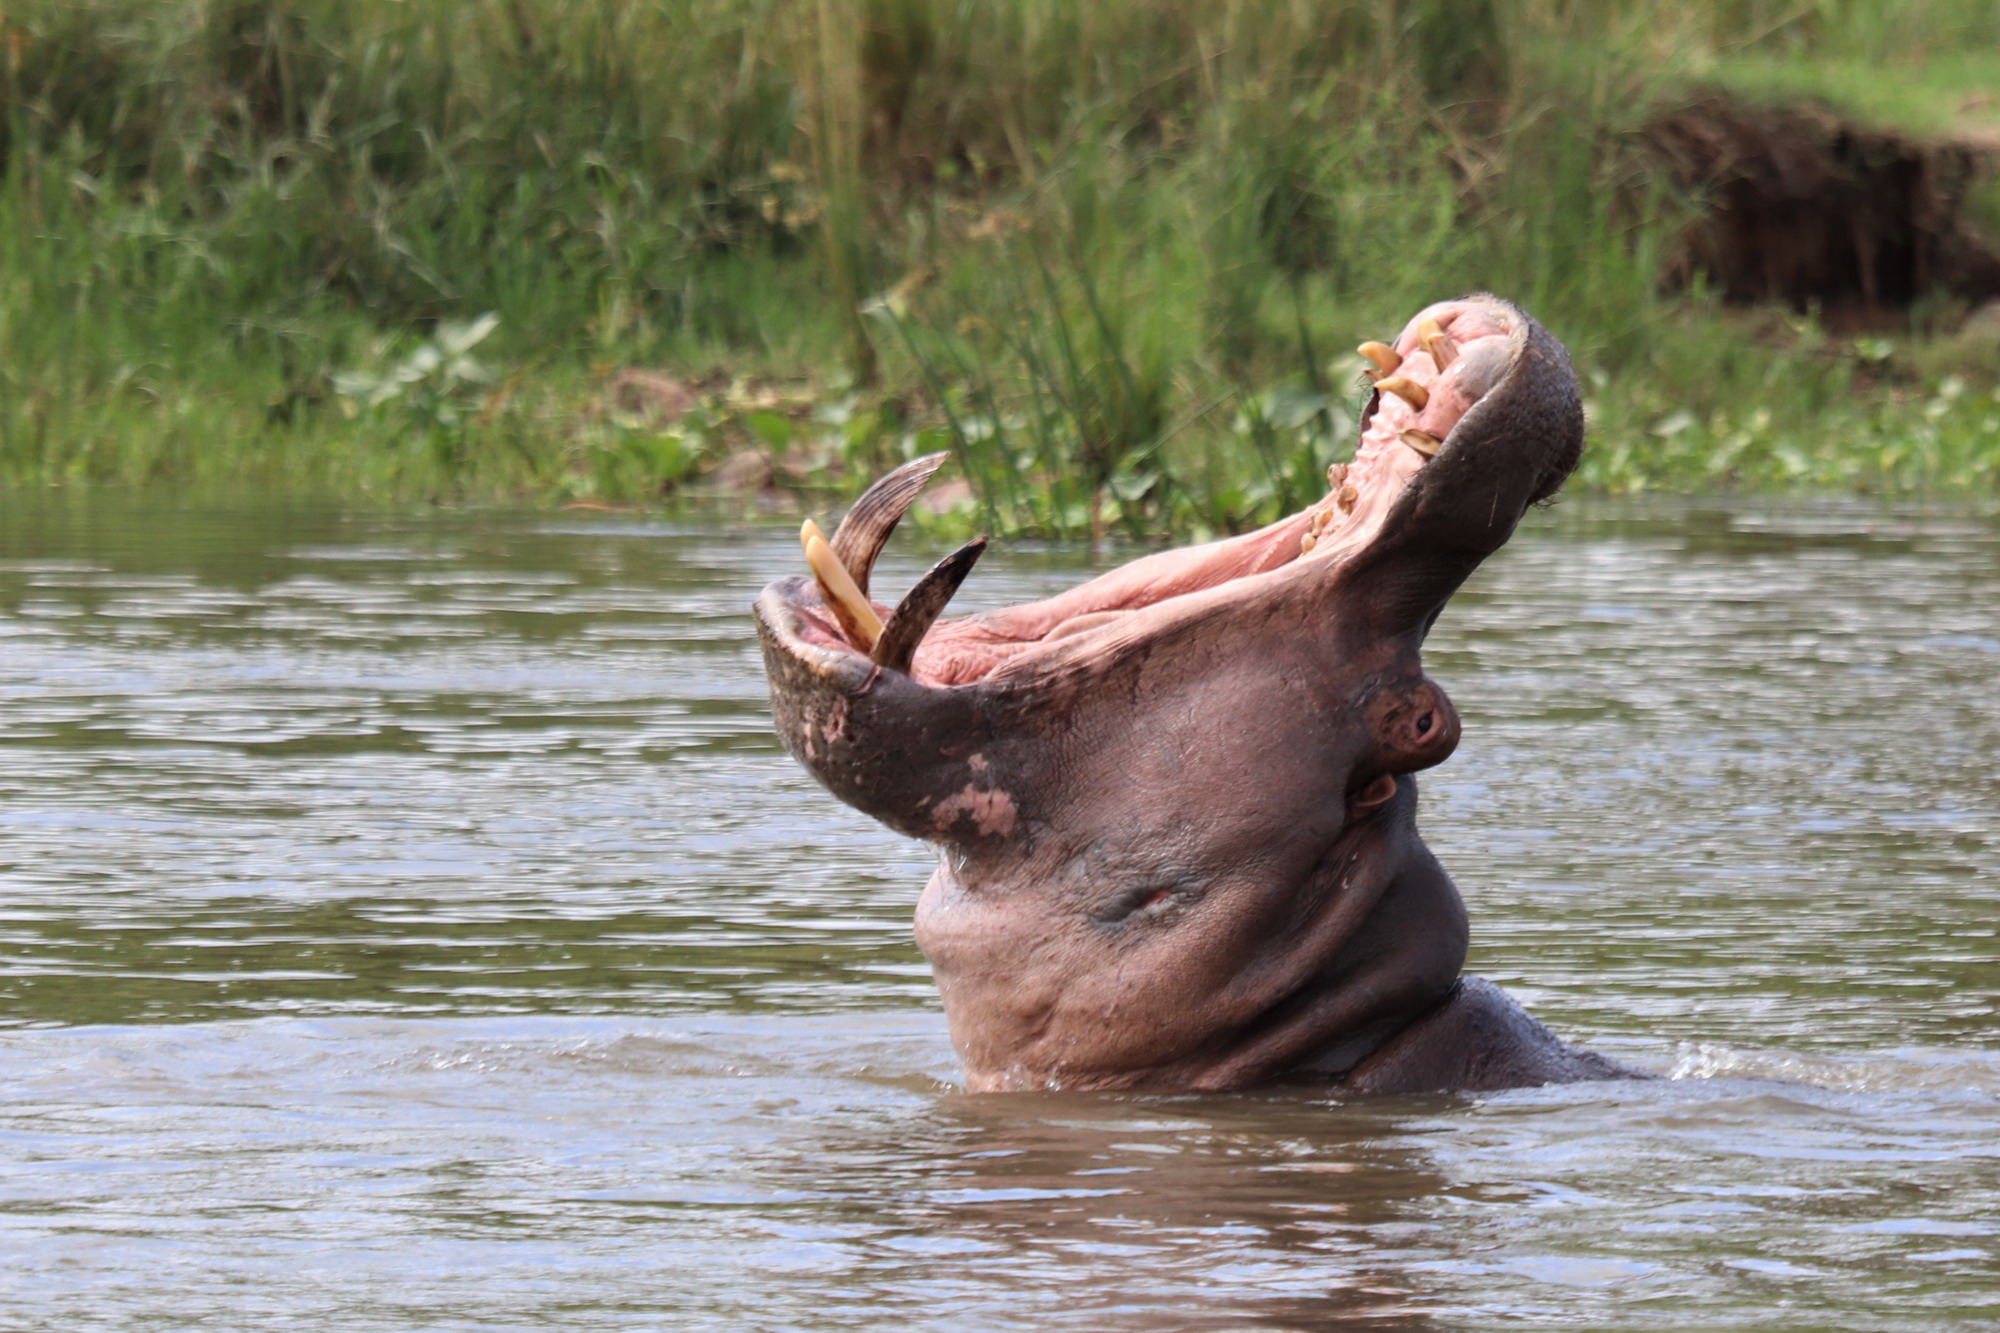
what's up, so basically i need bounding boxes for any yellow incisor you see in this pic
[1416,317,1457,370]
[1375,376,1428,411]
[800,519,883,649]
[1356,341,1400,376]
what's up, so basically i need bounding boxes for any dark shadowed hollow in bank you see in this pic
[2,0,1999,526]
[1651,91,2000,317]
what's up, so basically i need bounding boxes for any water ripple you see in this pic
[0,498,1994,1328]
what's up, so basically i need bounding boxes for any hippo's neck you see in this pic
[1344,976,1648,1093]
[1185,838,1473,1090]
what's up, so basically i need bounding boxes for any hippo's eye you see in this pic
[1415,712,1434,736]
[1091,882,1183,924]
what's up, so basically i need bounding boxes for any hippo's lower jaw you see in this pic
[758,294,1642,1094]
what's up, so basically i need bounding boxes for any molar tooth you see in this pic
[1300,531,1318,554]
[1326,462,1348,489]
[1374,376,1428,411]
[1417,318,1458,369]
[1356,341,1400,376]
[1445,335,1512,401]
[804,531,883,650]
[829,451,951,597]
[1337,483,1358,509]
[871,537,987,674]
[1399,428,1442,458]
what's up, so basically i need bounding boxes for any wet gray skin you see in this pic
[758,294,1638,1093]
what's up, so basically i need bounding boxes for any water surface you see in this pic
[0,497,1995,1329]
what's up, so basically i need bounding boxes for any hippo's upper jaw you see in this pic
[756,294,1615,1095]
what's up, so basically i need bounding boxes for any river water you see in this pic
[0,497,1994,1330]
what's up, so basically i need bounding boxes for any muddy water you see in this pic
[0,498,1994,1330]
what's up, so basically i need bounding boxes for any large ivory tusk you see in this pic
[803,530,883,650]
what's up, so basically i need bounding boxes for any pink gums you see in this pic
[1300,302,1510,566]
[789,298,1518,686]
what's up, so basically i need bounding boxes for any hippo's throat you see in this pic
[915,780,1472,1092]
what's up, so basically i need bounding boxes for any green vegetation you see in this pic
[4,0,1999,536]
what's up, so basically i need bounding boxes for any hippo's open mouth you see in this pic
[756,294,1615,1095]
[773,296,1572,690]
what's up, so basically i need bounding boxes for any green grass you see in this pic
[2,0,1998,534]
[1706,52,2000,139]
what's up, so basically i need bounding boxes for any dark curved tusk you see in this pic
[870,537,987,674]
[830,451,951,598]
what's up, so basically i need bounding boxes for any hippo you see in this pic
[755,294,1643,1094]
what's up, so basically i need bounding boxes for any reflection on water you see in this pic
[0,497,1995,1329]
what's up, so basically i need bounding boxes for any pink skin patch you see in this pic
[931,784,1018,838]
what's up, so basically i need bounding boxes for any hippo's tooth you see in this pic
[871,537,987,674]
[1445,334,1513,401]
[829,451,951,597]
[1327,461,1349,489]
[1417,318,1457,370]
[1300,531,1318,554]
[1400,428,1442,458]
[804,531,883,650]
[1356,341,1400,376]
[1375,376,1428,411]
[1337,483,1358,510]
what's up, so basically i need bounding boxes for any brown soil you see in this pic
[1649,91,2000,323]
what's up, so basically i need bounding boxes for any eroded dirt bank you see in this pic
[1650,90,2000,320]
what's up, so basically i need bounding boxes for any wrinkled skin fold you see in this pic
[756,294,1643,1094]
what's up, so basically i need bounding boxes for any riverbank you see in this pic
[5,1,1999,535]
